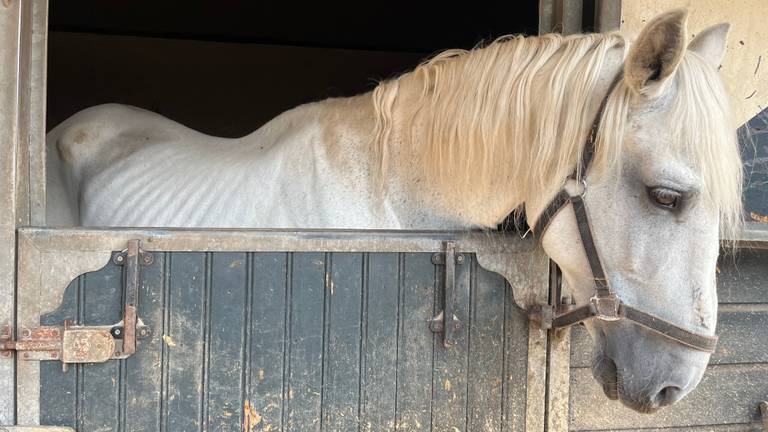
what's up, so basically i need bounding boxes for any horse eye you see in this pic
[648,187,681,209]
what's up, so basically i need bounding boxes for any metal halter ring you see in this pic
[565,177,588,198]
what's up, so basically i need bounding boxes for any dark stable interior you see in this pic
[46,1,539,137]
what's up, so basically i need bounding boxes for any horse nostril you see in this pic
[654,386,683,407]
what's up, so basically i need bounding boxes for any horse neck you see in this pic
[384,41,625,229]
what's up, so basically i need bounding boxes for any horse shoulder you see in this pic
[50,104,188,181]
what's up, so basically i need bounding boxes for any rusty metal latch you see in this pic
[0,239,152,370]
[429,241,464,348]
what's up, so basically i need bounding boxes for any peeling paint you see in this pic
[622,0,768,126]
[325,272,335,295]
[162,335,176,347]
[750,211,768,223]
[242,400,262,432]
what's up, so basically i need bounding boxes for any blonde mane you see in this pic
[371,32,742,236]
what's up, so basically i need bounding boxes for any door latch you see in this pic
[0,239,152,370]
[429,241,464,348]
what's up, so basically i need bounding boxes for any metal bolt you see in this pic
[142,254,153,265]
[116,255,124,262]
[139,328,148,337]
[456,254,465,264]
[114,328,121,335]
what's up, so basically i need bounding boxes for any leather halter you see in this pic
[531,72,718,353]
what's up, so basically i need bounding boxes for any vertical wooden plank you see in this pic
[321,253,363,430]
[165,252,206,432]
[466,262,506,432]
[0,0,21,423]
[79,263,123,431]
[395,253,435,431]
[539,0,556,34]
[360,253,399,432]
[546,331,571,432]
[525,323,548,432]
[16,0,47,226]
[39,278,81,429]
[503,284,532,432]
[285,252,326,432]
[124,252,166,432]
[5,0,47,415]
[205,252,248,431]
[555,0,584,35]
[594,0,621,32]
[431,253,470,432]
[249,253,288,432]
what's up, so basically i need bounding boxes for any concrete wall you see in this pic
[621,0,767,127]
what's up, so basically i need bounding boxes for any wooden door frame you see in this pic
[0,0,48,425]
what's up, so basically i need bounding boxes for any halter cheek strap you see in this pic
[531,72,718,354]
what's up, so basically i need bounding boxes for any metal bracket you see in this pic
[590,294,621,322]
[529,304,555,330]
[0,239,152,370]
[428,241,464,347]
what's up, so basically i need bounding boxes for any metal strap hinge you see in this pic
[0,239,152,371]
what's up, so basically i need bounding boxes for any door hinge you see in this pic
[0,239,152,370]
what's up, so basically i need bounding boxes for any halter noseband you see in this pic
[531,72,718,353]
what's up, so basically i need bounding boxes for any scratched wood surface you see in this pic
[568,248,768,431]
[39,251,531,431]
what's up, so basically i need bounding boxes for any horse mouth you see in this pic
[618,397,662,414]
[592,355,619,400]
[592,354,666,413]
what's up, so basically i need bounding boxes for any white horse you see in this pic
[47,10,742,412]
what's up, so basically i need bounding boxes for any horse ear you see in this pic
[688,23,730,68]
[625,8,689,98]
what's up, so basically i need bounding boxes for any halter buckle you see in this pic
[590,294,622,321]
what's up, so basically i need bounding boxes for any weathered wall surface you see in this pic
[621,0,767,127]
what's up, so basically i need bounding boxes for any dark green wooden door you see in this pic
[38,251,531,432]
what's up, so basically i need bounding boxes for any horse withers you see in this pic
[47,9,742,412]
